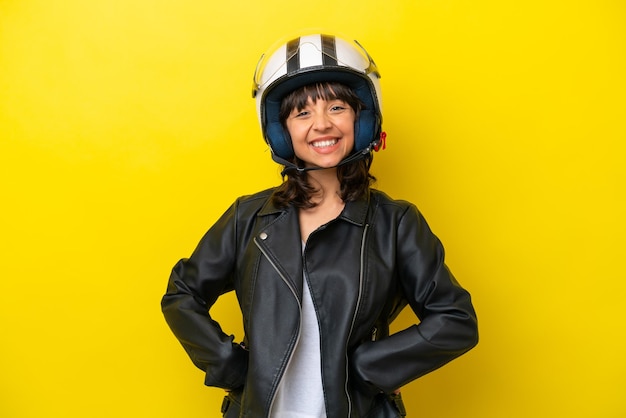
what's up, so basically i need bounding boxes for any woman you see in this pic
[161,33,478,418]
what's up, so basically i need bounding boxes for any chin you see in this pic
[317,158,345,169]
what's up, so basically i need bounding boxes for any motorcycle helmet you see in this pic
[252,33,383,165]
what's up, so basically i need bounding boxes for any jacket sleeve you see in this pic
[161,200,248,390]
[352,203,478,394]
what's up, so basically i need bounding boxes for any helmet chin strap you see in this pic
[275,144,374,177]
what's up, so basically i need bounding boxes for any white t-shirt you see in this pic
[270,248,327,417]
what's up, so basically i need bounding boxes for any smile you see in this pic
[311,139,338,148]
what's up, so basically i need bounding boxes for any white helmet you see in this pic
[252,33,383,163]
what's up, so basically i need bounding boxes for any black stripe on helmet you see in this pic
[321,34,337,66]
[286,37,300,74]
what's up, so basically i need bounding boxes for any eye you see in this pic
[329,101,350,112]
[289,109,310,119]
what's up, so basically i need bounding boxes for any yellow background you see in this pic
[1,1,624,417]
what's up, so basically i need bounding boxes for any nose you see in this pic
[312,111,332,130]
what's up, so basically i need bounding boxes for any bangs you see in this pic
[279,82,364,123]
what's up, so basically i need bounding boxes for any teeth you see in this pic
[311,139,337,148]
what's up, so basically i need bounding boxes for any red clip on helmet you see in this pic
[252,33,383,162]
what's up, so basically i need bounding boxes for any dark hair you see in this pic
[271,82,376,209]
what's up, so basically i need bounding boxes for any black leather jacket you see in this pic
[162,188,478,418]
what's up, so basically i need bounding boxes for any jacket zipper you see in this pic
[344,223,369,417]
[254,237,303,417]
[255,223,368,417]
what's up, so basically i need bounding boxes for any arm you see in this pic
[352,203,478,393]
[161,201,248,390]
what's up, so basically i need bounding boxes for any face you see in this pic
[285,97,355,169]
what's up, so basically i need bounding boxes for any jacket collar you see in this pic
[258,188,371,226]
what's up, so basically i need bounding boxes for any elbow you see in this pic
[458,314,479,354]
[453,295,479,353]
[439,311,478,355]
[466,327,479,353]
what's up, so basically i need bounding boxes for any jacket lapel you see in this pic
[253,190,372,301]
[255,199,304,299]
